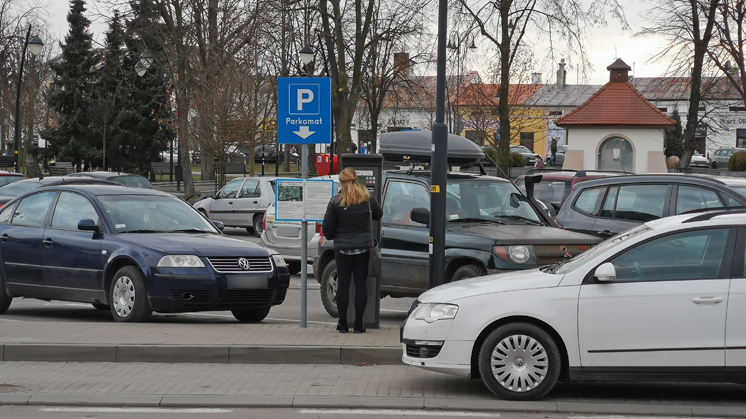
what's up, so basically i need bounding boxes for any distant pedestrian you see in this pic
[322,168,383,334]
[534,155,545,169]
[550,137,558,166]
[351,142,358,153]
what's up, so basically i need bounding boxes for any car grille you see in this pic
[207,256,273,273]
[405,344,442,359]
[535,244,592,265]
[217,288,287,308]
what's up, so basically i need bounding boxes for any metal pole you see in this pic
[429,0,448,289]
[169,134,174,182]
[300,143,308,328]
[14,25,31,173]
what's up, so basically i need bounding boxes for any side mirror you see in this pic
[78,219,100,232]
[410,207,430,226]
[211,193,218,199]
[594,262,616,283]
[212,220,225,231]
[510,193,523,208]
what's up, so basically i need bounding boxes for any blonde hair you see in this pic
[337,168,370,206]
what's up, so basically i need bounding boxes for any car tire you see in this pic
[0,275,12,314]
[711,161,718,169]
[320,260,339,318]
[198,209,208,219]
[110,266,152,323]
[253,214,264,237]
[478,322,561,401]
[92,303,109,311]
[287,262,303,275]
[232,307,270,323]
[450,264,487,282]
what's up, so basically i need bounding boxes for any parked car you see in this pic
[261,175,338,275]
[545,145,567,166]
[0,176,121,208]
[254,145,282,164]
[689,151,711,168]
[0,185,290,322]
[0,171,25,187]
[515,170,628,212]
[68,171,154,189]
[313,170,602,317]
[555,174,746,238]
[715,176,746,199]
[192,176,277,237]
[402,207,746,400]
[509,145,539,166]
[710,147,746,169]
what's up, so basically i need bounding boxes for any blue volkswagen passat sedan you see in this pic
[0,185,289,322]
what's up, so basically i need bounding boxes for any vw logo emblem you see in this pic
[237,258,251,271]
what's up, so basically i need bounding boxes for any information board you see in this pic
[275,179,335,222]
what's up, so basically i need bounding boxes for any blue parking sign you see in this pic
[278,78,331,144]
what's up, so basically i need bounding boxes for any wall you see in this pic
[566,127,668,173]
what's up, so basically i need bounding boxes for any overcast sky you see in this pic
[47,0,668,86]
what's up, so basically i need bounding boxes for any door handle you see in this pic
[692,296,723,304]
[253,201,258,204]
[228,201,234,205]
[43,238,54,247]
[0,234,8,242]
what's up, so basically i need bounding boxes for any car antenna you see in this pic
[478,163,487,176]
[619,160,628,175]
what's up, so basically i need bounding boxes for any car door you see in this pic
[232,178,261,227]
[578,227,734,371]
[593,184,670,237]
[0,191,57,299]
[209,178,244,224]
[42,192,106,300]
[726,228,746,373]
[380,179,431,292]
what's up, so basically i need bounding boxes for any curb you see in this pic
[0,394,744,417]
[0,343,401,365]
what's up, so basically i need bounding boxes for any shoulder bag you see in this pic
[367,199,382,277]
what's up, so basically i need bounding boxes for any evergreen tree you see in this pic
[664,109,684,158]
[41,0,97,169]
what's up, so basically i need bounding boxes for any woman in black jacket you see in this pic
[321,168,383,333]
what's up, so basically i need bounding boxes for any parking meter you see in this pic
[340,153,383,329]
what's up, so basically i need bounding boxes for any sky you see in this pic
[47,0,669,86]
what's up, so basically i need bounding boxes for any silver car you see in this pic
[192,176,277,237]
[260,175,337,275]
[510,145,538,165]
[545,144,567,167]
[711,147,746,169]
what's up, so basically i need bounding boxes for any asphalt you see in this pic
[1,321,746,416]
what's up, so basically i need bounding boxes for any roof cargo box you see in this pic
[379,131,484,164]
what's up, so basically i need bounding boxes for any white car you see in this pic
[192,177,277,237]
[402,208,746,400]
[690,151,710,168]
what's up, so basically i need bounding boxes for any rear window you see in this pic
[0,175,24,187]
[112,176,153,189]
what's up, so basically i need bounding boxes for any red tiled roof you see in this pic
[452,83,543,107]
[555,81,676,127]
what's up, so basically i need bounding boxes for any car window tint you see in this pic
[0,203,15,224]
[51,192,100,230]
[238,180,260,198]
[599,186,619,218]
[533,181,571,204]
[382,181,429,226]
[217,179,243,199]
[676,186,724,215]
[11,191,56,227]
[574,188,603,214]
[611,228,729,282]
[610,184,666,222]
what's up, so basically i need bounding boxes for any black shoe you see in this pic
[353,321,366,334]
[336,320,348,333]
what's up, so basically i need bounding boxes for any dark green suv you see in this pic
[313,170,602,317]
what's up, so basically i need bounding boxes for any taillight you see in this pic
[317,222,324,246]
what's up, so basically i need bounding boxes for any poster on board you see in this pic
[275,179,335,222]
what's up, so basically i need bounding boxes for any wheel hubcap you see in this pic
[112,276,135,318]
[490,334,548,393]
[328,271,338,306]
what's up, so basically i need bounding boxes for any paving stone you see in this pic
[555,401,694,416]
[116,345,229,363]
[0,394,31,405]
[293,396,425,409]
[160,395,294,407]
[424,398,557,413]
[4,344,116,362]
[27,395,163,406]
[229,346,340,364]
[339,347,401,365]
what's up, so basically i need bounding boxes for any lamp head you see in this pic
[140,51,154,69]
[299,45,314,66]
[27,36,44,56]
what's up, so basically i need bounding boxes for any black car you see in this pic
[0,185,289,322]
[254,145,282,164]
[67,171,154,189]
[313,170,602,317]
[555,174,746,238]
[0,176,121,208]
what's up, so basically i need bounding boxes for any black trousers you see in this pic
[334,250,370,323]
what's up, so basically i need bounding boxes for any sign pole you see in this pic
[300,143,308,328]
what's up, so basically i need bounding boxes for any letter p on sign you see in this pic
[297,89,314,111]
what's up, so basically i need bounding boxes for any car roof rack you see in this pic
[682,206,746,223]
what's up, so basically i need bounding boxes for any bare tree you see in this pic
[709,0,746,107]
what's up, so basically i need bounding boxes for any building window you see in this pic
[730,107,746,112]
[520,132,535,151]
[548,111,563,116]
[657,108,668,113]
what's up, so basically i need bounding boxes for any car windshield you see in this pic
[99,194,219,233]
[446,179,542,224]
[512,146,531,154]
[553,224,652,274]
[0,181,37,197]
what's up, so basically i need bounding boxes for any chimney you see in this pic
[531,72,542,84]
[394,52,410,77]
[607,58,631,83]
[556,59,567,88]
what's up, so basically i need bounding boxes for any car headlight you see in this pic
[271,254,287,269]
[157,255,205,268]
[413,303,458,323]
[493,245,532,263]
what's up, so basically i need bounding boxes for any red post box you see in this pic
[315,154,338,175]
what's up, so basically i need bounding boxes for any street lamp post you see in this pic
[138,51,175,185]
[298,43,314,328]
[13,25,43,173]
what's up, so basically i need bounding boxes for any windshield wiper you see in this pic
[492,215,543,225]
[121,229,170,233]
[540,261,565,274]
[169,228,214,234]
[448,217,505,225]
